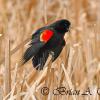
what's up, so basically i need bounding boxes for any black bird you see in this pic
[22,19,71,70]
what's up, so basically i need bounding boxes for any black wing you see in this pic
[21,27,54,65]
[32,40,65,70]
[21,29,45,64]
[22,42,45,64]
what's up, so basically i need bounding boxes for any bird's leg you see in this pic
[49,51,54,61]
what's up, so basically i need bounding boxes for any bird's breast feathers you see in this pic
[40,29,54,43]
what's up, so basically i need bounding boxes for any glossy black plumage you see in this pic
[22,19,71,70]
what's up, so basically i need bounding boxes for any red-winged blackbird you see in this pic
[22,19,71,70]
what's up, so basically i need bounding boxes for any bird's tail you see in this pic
[32,49,49,70]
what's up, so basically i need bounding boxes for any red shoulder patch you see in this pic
[40,30,54,43]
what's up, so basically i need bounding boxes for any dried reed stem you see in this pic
[24,54,53,99]
[4,38,11,96]
[79,62,100,90]
[0,37,31,65]
[0,87,3,100]
[62,63,77,100]
[43,0,47,24]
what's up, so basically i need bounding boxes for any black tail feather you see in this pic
[32,49,49,70]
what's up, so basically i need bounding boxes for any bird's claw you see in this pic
[49,51,54,60]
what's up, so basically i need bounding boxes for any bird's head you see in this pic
[50,19,71,33]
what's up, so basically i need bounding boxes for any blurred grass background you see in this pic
[0,0,100,100]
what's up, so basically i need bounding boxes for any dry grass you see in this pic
[0,0,100,100]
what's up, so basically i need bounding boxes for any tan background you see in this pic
[0,0,100,99]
